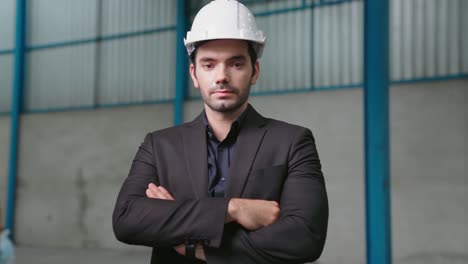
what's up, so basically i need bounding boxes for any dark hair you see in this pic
[189,40,258,76]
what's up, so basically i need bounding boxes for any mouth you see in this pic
[214,89,234,95]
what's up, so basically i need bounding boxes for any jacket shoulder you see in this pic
[145,119,200,141]
[265,118,312,135]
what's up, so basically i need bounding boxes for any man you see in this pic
[113,1,328,263]
[0,208,15,264]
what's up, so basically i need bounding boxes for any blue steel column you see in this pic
[6,0,27,238]
[364,0,392,264]
[174,0,188,125]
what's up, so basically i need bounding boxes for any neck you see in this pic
[205,103,248,141]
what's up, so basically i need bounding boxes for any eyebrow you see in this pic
[198,55,247,63]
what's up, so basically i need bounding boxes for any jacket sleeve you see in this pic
[112,133,230,248]
[205,128,329,264]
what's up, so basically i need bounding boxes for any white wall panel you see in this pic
[447,0,460,75]
[189,0,363,98]
[463,0,468,73]
[424,0,437,78]
[401,0,414,80]
[0,0,15,50]
[25,44,96,110]
[413,0,425,78]
[348,1,363,85]
[28,0,98,45]
[101,0,176,36]
[24,0,177,110]
[5,0,467,109]
[98,31,176,105]
[391,0,466,80]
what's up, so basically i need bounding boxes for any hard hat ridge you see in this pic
[184,0,266,58]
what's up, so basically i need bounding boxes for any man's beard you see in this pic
[202,84,251,113]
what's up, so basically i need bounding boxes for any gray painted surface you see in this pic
[187,79,468,264]
[0,54,13,112]
[0,79,466,263]
[16,246,150,264]
[14,104,172,250]
[244,87,366,264]
[390,80,468,262]
[0,116,11,219]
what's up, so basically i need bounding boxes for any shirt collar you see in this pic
[202,105,250,142]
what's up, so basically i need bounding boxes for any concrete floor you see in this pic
[15,247,150,264]
[14,247,468,264]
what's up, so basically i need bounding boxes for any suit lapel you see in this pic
[225,106,268,198]
[181,114,209,198]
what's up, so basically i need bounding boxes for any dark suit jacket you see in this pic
[113,105,328,264]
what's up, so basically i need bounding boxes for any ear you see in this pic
[250,60,260,85]
[189,63,199,89]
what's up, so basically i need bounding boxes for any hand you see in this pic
[173,243,207,261]
[227,198,280,230]
[146,183,174,200]
[146,183,206,261]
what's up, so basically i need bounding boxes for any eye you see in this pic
[202,63,213,70]
[232,62,244,68]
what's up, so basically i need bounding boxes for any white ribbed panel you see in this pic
[391,0,466,80]
[24,0,177,110]
[189,0,363,97]
[101,0,176,36]
[463,0,468,73]
[0,0,15,50]
[98,31,176,105]
[4,0,467,110]
[25,44,96,110]
[28,0,98,46]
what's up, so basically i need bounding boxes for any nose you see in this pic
[215,65,229,85]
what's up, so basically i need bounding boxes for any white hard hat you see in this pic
[184,0,266,58]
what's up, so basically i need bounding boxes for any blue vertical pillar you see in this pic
[174,0,188,125]
[6,0,27,238]
[364,0,392,264]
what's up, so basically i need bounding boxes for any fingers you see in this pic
[174,244,185,255]
[146,188,158,199]
[146,183,175,201]
[157,186,175,200]
[195,244,207,261]
[173,243,206,261]
[230,198,281,230]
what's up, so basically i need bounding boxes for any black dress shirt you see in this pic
[202,107,249,197]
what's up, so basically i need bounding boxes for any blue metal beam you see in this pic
[174,0,188,125]
[6,0,27,239]
[0,49,15,56]
[27,26,176,52]
[364,0,392,263]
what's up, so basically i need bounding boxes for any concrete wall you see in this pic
[188,79,468,264]
[0,116,10,224]
[14,104,172,253]
[2,79,467,263]
[390,80,468,264]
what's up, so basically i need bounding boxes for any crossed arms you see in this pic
[113,128,328,263]
[146,183,281,261]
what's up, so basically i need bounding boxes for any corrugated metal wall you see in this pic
[189,0,363,98]
[24,0,176,111]
[0,0,467,112]
[391,0,468,80]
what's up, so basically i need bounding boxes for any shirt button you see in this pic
[221,178,225,181]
